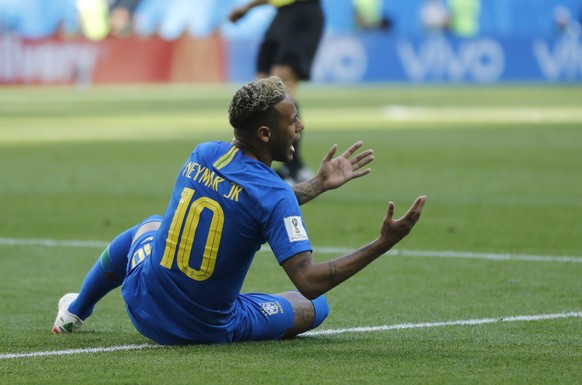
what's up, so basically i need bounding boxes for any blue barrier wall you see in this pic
[227,34,582,83]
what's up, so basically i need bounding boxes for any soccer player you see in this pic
[52,76,426,344]
[228,0,325,184]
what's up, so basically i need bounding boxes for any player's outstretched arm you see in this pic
[293,141,374,205]
[228,0,268,23]
[282,195,427,299]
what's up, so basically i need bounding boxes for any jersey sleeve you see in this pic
[263,192,312,265]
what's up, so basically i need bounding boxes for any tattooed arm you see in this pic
[292,141,374,205]
[282,196,427,299]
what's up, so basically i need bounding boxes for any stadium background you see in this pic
[1,0,582,85]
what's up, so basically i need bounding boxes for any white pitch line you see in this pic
[389,249,582,263]
[1,237,582,263]
[304,311,582,337]
[2,312,581,360]
[0,344,161,360]
[0,237,109,248]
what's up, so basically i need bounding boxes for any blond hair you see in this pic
[228,76,287,131]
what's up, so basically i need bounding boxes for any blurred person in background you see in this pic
[109,0,141,36]
[77,0,142,40]
[447,0,479,37]
[352,0,392,30]
[553,5,581,39]
[420,0,450,35]
[77,0,109,40]
[228,0,325,185]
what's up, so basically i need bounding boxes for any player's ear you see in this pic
[257,125,270,144]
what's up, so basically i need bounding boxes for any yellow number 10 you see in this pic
[160,187,224,281]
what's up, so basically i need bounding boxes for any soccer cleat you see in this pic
[52,293,83,334]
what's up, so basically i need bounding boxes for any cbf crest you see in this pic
[261,301,283,317]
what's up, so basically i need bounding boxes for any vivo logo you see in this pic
[397,37,504,83]
[533,38,582,80]
[312,37,368,83]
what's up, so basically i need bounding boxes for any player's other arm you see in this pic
[228,0,269,23]
[293,141,374,205]
[282,196,427,299]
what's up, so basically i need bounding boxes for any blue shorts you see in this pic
[231,293,295,342]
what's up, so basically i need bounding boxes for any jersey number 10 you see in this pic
[159,187,225,281]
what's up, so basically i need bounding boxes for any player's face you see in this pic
[270,95,304,163]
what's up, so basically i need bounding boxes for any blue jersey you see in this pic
[121,141,312,343]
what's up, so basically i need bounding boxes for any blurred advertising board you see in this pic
[229,34,582,84]
[0,34,224,85]
[1,33,580,84]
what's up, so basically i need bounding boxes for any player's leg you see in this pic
[52,225,136,333]
[256,34,276,82]
[270,65,299,97]
[52,216,161,333]
[277,290,329,338]
[232,291,329,342]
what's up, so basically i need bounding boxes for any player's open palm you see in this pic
[378,196,427,251]
[319,141,374,190]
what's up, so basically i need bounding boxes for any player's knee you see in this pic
[131,215,162,242]
[310,294,329,329]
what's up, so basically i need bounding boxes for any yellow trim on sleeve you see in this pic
[268,0,298,8]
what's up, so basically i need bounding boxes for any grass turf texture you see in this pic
[1,84,581,384]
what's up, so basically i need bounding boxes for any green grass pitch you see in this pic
[0,84,581,384]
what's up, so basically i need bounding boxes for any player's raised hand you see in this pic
[377,195,427,252]
[228,6,248,23]
[317,141,374,191]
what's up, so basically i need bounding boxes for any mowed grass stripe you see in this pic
[2,105,582,143]
[381,106,582,123]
